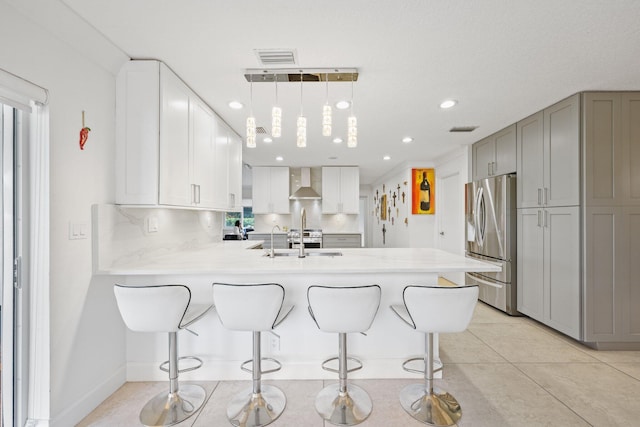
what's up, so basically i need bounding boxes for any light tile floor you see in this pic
[78,302,640,426]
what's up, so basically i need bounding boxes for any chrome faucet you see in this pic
[299,207,306,258]
[270,225,281,258]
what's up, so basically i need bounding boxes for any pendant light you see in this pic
[246,76,256,148]
[271,74,282,138]
[297,72,307,148]
[347,73,357,148]
[322,73,332,137]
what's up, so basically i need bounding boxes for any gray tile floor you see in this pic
[78,302,640,426]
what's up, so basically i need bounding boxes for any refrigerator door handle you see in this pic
[465,272,504,289]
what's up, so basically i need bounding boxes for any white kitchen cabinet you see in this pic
[252,167,290,214]
[517,206,581,339]
[322,233,362,248]
[516,94,580,208]
[322,167,359,214]
[472,124,516,181]
[116,60,241,210]
[227,130,243,211]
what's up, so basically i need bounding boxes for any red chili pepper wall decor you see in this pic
[79,110,91,150]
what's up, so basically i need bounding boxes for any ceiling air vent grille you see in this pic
[449,126,478,133]
[256,126,267,134]
[255,49,297,65]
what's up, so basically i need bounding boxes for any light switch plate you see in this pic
[146,216,159,233]
[69,222,89,240]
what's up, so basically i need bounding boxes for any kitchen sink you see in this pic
[264,251,343,257]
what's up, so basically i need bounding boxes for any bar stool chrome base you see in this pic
[139,384,207,427]
[399,384,461,426]
[227,385,286,427]
[315,383,373,426]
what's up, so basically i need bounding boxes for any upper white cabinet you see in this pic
[472,124,516,180]
[227,130,243,212]
[116,60,242,210]
[516,94,580,208]
[252,167,290,214]
[322,167,360,214]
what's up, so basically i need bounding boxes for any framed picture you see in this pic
[411,168,435,214]
[380,194,387,220]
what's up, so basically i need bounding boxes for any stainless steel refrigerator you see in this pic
[465,174,519,315]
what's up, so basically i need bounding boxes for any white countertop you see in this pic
[98,243,500,276]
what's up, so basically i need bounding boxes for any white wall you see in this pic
[1,1,129,425]
[369,164,436,248]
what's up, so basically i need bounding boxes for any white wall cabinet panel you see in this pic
[252,167,290,214]
[116,60,241,210]
[322,167,359,214]
[472,124,516,180]
[227,131,243,211]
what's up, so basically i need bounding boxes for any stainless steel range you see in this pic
[288,229,323,249]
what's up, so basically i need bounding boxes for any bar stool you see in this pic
[113,284,213,427]
[307,285,381,426]
[390,285,478,426]
[212,283,294,427]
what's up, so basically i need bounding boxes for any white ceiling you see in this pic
[58,1,640,183]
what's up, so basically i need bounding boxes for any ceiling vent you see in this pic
[449,126,478,133]
[255,49,297,65]
[256,126,267,134]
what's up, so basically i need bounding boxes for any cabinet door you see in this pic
[493,124,516,176]
[322,167,341,213]
[227,132,243,211]
[191,98,216,208]
[517,208,545,320]
[622,93,640,205]
[340,167,360,213]
[544,206,581,340]
[517,112,545,208]
[473,137,494,180]
[213,116,229,209]
[252,167,272,213]
[159,66,191,206]
[269,167,291,213]
[544,94,580,207]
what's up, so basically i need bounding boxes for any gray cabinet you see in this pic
[517,206,581,339]
[472,124,516,180]
[582,92,640,344]
[247,233,288,249]
[516,94,580,208]
[323,234,362,248]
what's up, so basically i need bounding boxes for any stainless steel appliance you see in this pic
[288,229,323,248]
[465,174,519,315]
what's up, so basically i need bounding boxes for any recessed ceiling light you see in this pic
[335,100,350,110]
[402,137,414,143]
[333,137,343,144]
[263,137,273,143]
[228,101,244,109]
[383,155,391,160]
[275,156,284,162]
[440,99,457,109]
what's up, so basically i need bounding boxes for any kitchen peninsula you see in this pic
[98,228,500,382]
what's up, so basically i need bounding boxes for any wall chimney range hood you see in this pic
[289,168,321,200]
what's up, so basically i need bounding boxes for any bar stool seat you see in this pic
[307,285,381,426]
[391,285,478,426]
[114,284,213,427]
[212,282,293,427]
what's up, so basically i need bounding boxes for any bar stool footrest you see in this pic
[159,356,203,374]
[240,357,282,375]
[402,356,443,375]
[321,356,363,374]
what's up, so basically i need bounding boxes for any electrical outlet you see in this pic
[270,335,280,352]
[146,216,159,233]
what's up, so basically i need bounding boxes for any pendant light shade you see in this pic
[246,77,256,148]
[297,72,306,147]
[322,74,332,137]
[347,74,357,148]
[271,77,282,138]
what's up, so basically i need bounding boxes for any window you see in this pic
[225,206,254,230]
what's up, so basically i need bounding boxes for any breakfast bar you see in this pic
[103,244,500,382]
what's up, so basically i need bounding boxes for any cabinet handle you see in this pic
[537,188,542,206]
[544,210,548,228]
[487,163,491,176]
[537,210,542,227]
[544,187,548,205]
[492,161,496,175]
[191,184,196,204]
